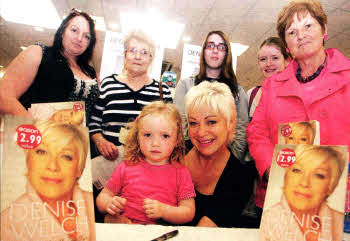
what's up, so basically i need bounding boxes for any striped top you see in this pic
[89,74,173,145]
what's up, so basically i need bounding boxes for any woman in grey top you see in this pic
[174,30,249,161]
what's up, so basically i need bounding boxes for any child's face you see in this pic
[285,127,312,145]
[138,113,178,165]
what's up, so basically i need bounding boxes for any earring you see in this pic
[286,48,290,53]
[324,34,328,40]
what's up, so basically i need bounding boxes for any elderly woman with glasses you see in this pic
[89,30,172,161]
[247,0,350,210]
[0,9,99,126]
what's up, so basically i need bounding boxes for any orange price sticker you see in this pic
[277,148,296,168]
[281,124,292,137]
[16,125,42,149]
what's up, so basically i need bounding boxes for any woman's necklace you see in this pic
[296,57,327,83]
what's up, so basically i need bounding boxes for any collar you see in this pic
[271,48,350,99]
[275,48,350,82]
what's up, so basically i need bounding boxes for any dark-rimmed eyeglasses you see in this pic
[205,42,227,52]
[126,47,152,58]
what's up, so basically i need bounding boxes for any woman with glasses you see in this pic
[0,9,99,126]
[89,30,172,161]
[174,31,249,161]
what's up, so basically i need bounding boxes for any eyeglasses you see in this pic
[70,8,95,22]
[205,42,227,52]
[126,47,152,58]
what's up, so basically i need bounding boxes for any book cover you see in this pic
[259,144,348,241]
[278,120,320,145]
[0,115,95,241]
[29,101,86,126]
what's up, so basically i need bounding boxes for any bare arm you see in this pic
[0,45,43,116]
[143,198,195,224]
[96,187,126,215]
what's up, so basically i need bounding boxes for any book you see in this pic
[259,144,348,241]
[278,120,320,145]
[28,101,86,126]
[0,115,95,241]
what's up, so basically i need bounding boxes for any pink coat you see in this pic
[247,48,350,207]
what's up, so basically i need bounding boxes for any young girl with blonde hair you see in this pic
[97,101,195,224]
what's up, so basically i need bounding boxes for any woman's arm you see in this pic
[0,45,43,116]
[230,86,249,160]
[96,187,126,215]
[174,77,189,115]
[143,198,195,224]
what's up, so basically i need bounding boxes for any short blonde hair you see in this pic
[124,101,185,165]
[277,0,327,46]
[185,81,237,142]
[28,120,89,177]
[124,29,156,58]
[292,145,346,195]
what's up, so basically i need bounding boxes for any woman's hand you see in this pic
[143,198,164,219]
[93,134,119,160]
[106,196,127,216]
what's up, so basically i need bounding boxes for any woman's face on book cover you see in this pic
[284,152,331,212]
[285,125,314,145]
[27,128,80,201]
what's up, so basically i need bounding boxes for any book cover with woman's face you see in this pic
[0,115,95,241]
[260,144,348,241]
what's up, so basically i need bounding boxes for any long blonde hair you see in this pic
[124,101,185,166]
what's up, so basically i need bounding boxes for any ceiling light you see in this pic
[120,9,184,49]
[1,0,61,29]
[20,46,27,51]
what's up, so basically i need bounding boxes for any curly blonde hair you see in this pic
[124,101,185,166]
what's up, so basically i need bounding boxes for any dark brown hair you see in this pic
[53,9,97,78]
[195,30,238,98]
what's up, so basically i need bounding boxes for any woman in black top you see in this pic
[0,8,99,120]
[182,81,254,227]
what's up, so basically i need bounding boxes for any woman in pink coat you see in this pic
[247,0,350,209]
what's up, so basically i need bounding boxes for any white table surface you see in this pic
[96,224,350,241]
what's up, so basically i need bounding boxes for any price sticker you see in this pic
[277,148,296,168]
[281,124,292,137]
[73,103,84,112]
[16,125,42,149]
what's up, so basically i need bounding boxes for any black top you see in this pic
[189,151,254,227]
[19,45,96,109]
